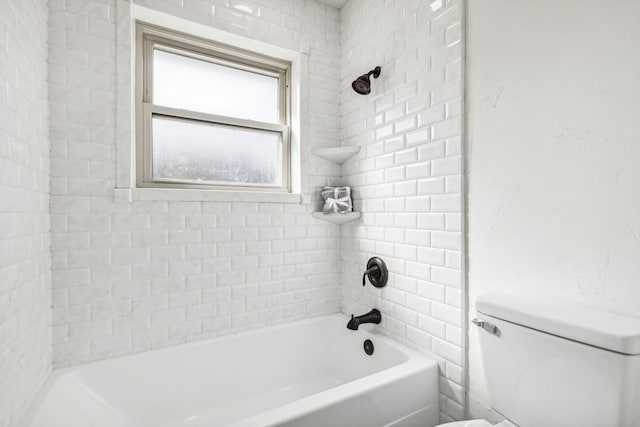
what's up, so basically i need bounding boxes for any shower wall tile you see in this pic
[49,0,342,368]
[0,0,52,425]
[339,0,464,422]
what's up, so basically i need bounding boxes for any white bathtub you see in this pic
[23,315,439,427]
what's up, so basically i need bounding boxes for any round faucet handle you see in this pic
[362,257,388,288]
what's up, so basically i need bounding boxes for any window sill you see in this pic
[114,188,307,204]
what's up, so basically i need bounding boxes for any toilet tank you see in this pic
[475,292,640,427]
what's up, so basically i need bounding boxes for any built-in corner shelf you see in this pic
[311,146,361,165]
[312,212,361,224]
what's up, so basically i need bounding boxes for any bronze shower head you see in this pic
[352,66,381,95]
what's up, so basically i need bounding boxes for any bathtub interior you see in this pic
[26,315,433,427]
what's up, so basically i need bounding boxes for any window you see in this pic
[136,24,291,192]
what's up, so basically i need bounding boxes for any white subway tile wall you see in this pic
[49,0,342,368]
[0,1,52,425]
[45,0,466,423]
[339,0,464,422]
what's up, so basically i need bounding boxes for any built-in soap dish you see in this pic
[311,212,361,224]
[311,146,360,164]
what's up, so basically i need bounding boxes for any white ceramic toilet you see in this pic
[437,291,640,427]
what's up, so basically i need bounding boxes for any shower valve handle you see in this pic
[361,257,388,288]
[362,266,380,286]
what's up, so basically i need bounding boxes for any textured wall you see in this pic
[466,0,640,421]
[339,0,464,422]
[0,0,52,425]
[49,0,342,368]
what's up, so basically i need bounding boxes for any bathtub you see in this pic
[23,314,439,427]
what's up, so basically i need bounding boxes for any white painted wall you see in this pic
[0,1,52,425]
[339,0,464,421]
[466,0,640,420]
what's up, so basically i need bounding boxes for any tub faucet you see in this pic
[347,309,382,330]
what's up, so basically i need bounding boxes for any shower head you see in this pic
[352,66,381,95]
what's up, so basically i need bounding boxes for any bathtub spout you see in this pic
[347,309,382,330]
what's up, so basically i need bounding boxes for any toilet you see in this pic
[437,291,640,427]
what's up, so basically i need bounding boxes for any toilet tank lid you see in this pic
[476,292,640,355]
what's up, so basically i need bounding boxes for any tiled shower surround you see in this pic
[340,0,464,422]
[49,0,342,366]
[38,0,461,423]
[0,1,51,425]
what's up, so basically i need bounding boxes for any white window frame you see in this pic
[114,4,308,204]
[135,23,291,192]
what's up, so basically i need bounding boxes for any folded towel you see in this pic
[321,186,353,214]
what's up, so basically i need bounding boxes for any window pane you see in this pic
[151,116,283,187]
[153,49,280,124]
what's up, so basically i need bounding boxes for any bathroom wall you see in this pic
[49,0,343,368]
[339,0,464,422]
[466,0,640,420]
[0,0,52,425]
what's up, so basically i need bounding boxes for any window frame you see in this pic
[135,23,292,192]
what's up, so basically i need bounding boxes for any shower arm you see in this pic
[368,66,381,79]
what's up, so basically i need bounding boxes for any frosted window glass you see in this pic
[152,116,282,186]
[153,49,280,124]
